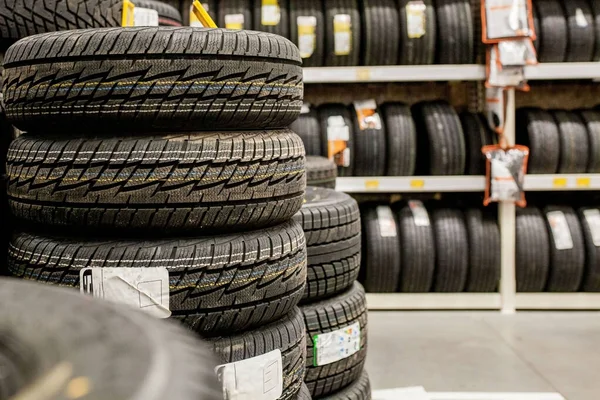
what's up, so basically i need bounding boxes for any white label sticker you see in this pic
[297,16,317,58]
[80,267,170,318]
[225,13,245,30]
[576,8,589,27]
[134,7,159,26]
[584,209,600,246]
[333,14,352,55]
[261,1,281,26]
[313,322,361,366]
[216,350,283,400]
[406,1,427,38]
[546,211,574,250]
[300,103,311,114]
[408,200,430,227]
[377,206,397,237]
[327,116,350,141]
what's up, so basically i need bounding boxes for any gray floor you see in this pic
[366,311,600,400]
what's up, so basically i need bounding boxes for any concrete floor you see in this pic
[366,311,600,400]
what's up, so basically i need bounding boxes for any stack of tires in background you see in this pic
[295,186,370,399]
[2,27,313,399]
[292,101,495,177]
[360,202,500,293]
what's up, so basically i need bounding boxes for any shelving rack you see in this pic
[304,62,600,312]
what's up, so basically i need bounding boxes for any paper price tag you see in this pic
[547,211,574,250]
[313,322,361,366]
[583,209,600,246]
[484,0,532,41]
[406,1,427,38]
[576,8,589,27]
[225,14,245,30]
[134,7,159,26]
[377,206,397,237]
[297,16,317,58]
[354,99,382,131]
[408,200,430,227]
[80,267,171,318]
[261,0,281,26]
[190,3,211,26]
[327,115,350,167]
[121,0,135,27]
[216,350,283,400]
[333,14,352,55]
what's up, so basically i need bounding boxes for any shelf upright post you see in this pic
[499,88,517,314]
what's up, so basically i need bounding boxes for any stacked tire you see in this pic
[294,187,371,399]
[361,202,500,293]
[3,27,308,399]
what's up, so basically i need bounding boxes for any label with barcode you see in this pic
[547,211,574,250]
[409,200,430,227]
[377,206,397,237]
[134,7,159,26]
[313,322,361,366]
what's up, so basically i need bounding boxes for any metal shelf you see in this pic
[524,174,600,191]
[515,293,600,310]
[303,64,485,83]
[366,293,502,310]
[525,62,600,80]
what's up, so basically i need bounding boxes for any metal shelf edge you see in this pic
[366,293,502,310]
[515,293,600,310]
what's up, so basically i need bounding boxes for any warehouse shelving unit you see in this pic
[304,63,600,312]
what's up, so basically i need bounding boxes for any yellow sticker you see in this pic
[365,180,380,190]
[297,16,317,58]
[121,0,135,27]
[261,0,281,26]
[333,14,352,56]
[191,0,217,28]
[225,14,244,30]
[553,177,568,188]
[410,179,425,188]
[356,68,370,81]
[577,177,591,188]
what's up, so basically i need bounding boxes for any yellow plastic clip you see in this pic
[192,0,217,28]
[121,0,135,27]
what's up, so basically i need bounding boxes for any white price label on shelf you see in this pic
[80,267,170,318]
[584,209,600,246]
[313,322,361,366]
[406,1,427,38]
[216,350,283,400]
[333,14,352,55]
[409,200,430,227]
[134,7,159,26]
[297,16,317,58]
[547,211,574,250]
[377,206,397,237]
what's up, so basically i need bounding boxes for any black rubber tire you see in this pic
[435,0,474,64]
[464,209,500,292]
[8,220,307,336]
[361,205,400,292]
[563,0,595,62]
[516,109,560,174]
[290,0,326,67]
[302,282,368,398]
[319,104,355,176]
[398,0,436,65]
[381,103,417,176]
[412,101,466,175]
[351,107,386,176]
[0,95,12,176]
[396,202,435,293]
[431,208,469,293]
[0,0,122,39]
[590,0,600,61]
[460,112,495,175]
[320,370,371,400]
[7,130,306,232]
[577,110,600,173]
[218,0,253,29]
[291,106,323,156]
[324,0,362,66]
[544,206,585,292]
[306,156,338,188]
[3,27,303,133]
[578,207,600,292]
[516,207,550,292]
[532,3,540,52]
[0,278,222,400]
[211,308,306,400]
[135,0,183,26]
[296,383,313,399]
[535,0,567,62]
[295,187,360,301]
[360,0,399,65]
[254,0,290,38]
[552,110,590,174]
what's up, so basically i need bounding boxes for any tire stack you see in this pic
[294,187,370,399]
[361,202,500,293]
[3,27,310,399]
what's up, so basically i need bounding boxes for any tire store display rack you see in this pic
[302,63,600,313]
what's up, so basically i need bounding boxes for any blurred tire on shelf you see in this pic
[516,108,560,174]
[578,207,600,292]
[563,0,595,62]
[431,208,469,292]
[319,104,355,176]
[290,0,326,67]
[351,106,386,176]
[464,208,501,292]
[254,0,290,37]
[552,110,589,174]
[306,156,338,188]
[577,110,600,173]
[324,0,361,66]
[134,0,183,26]
[460,112,495,176]
[435,0,474,64]
[535,0,567,62]
[360,0,400,65]
[381,103,417,176]
[516,206,550,292]
[218,0,253,29]
[320,370,372,400]
[398,0,436,65]
[291,106,323,156]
